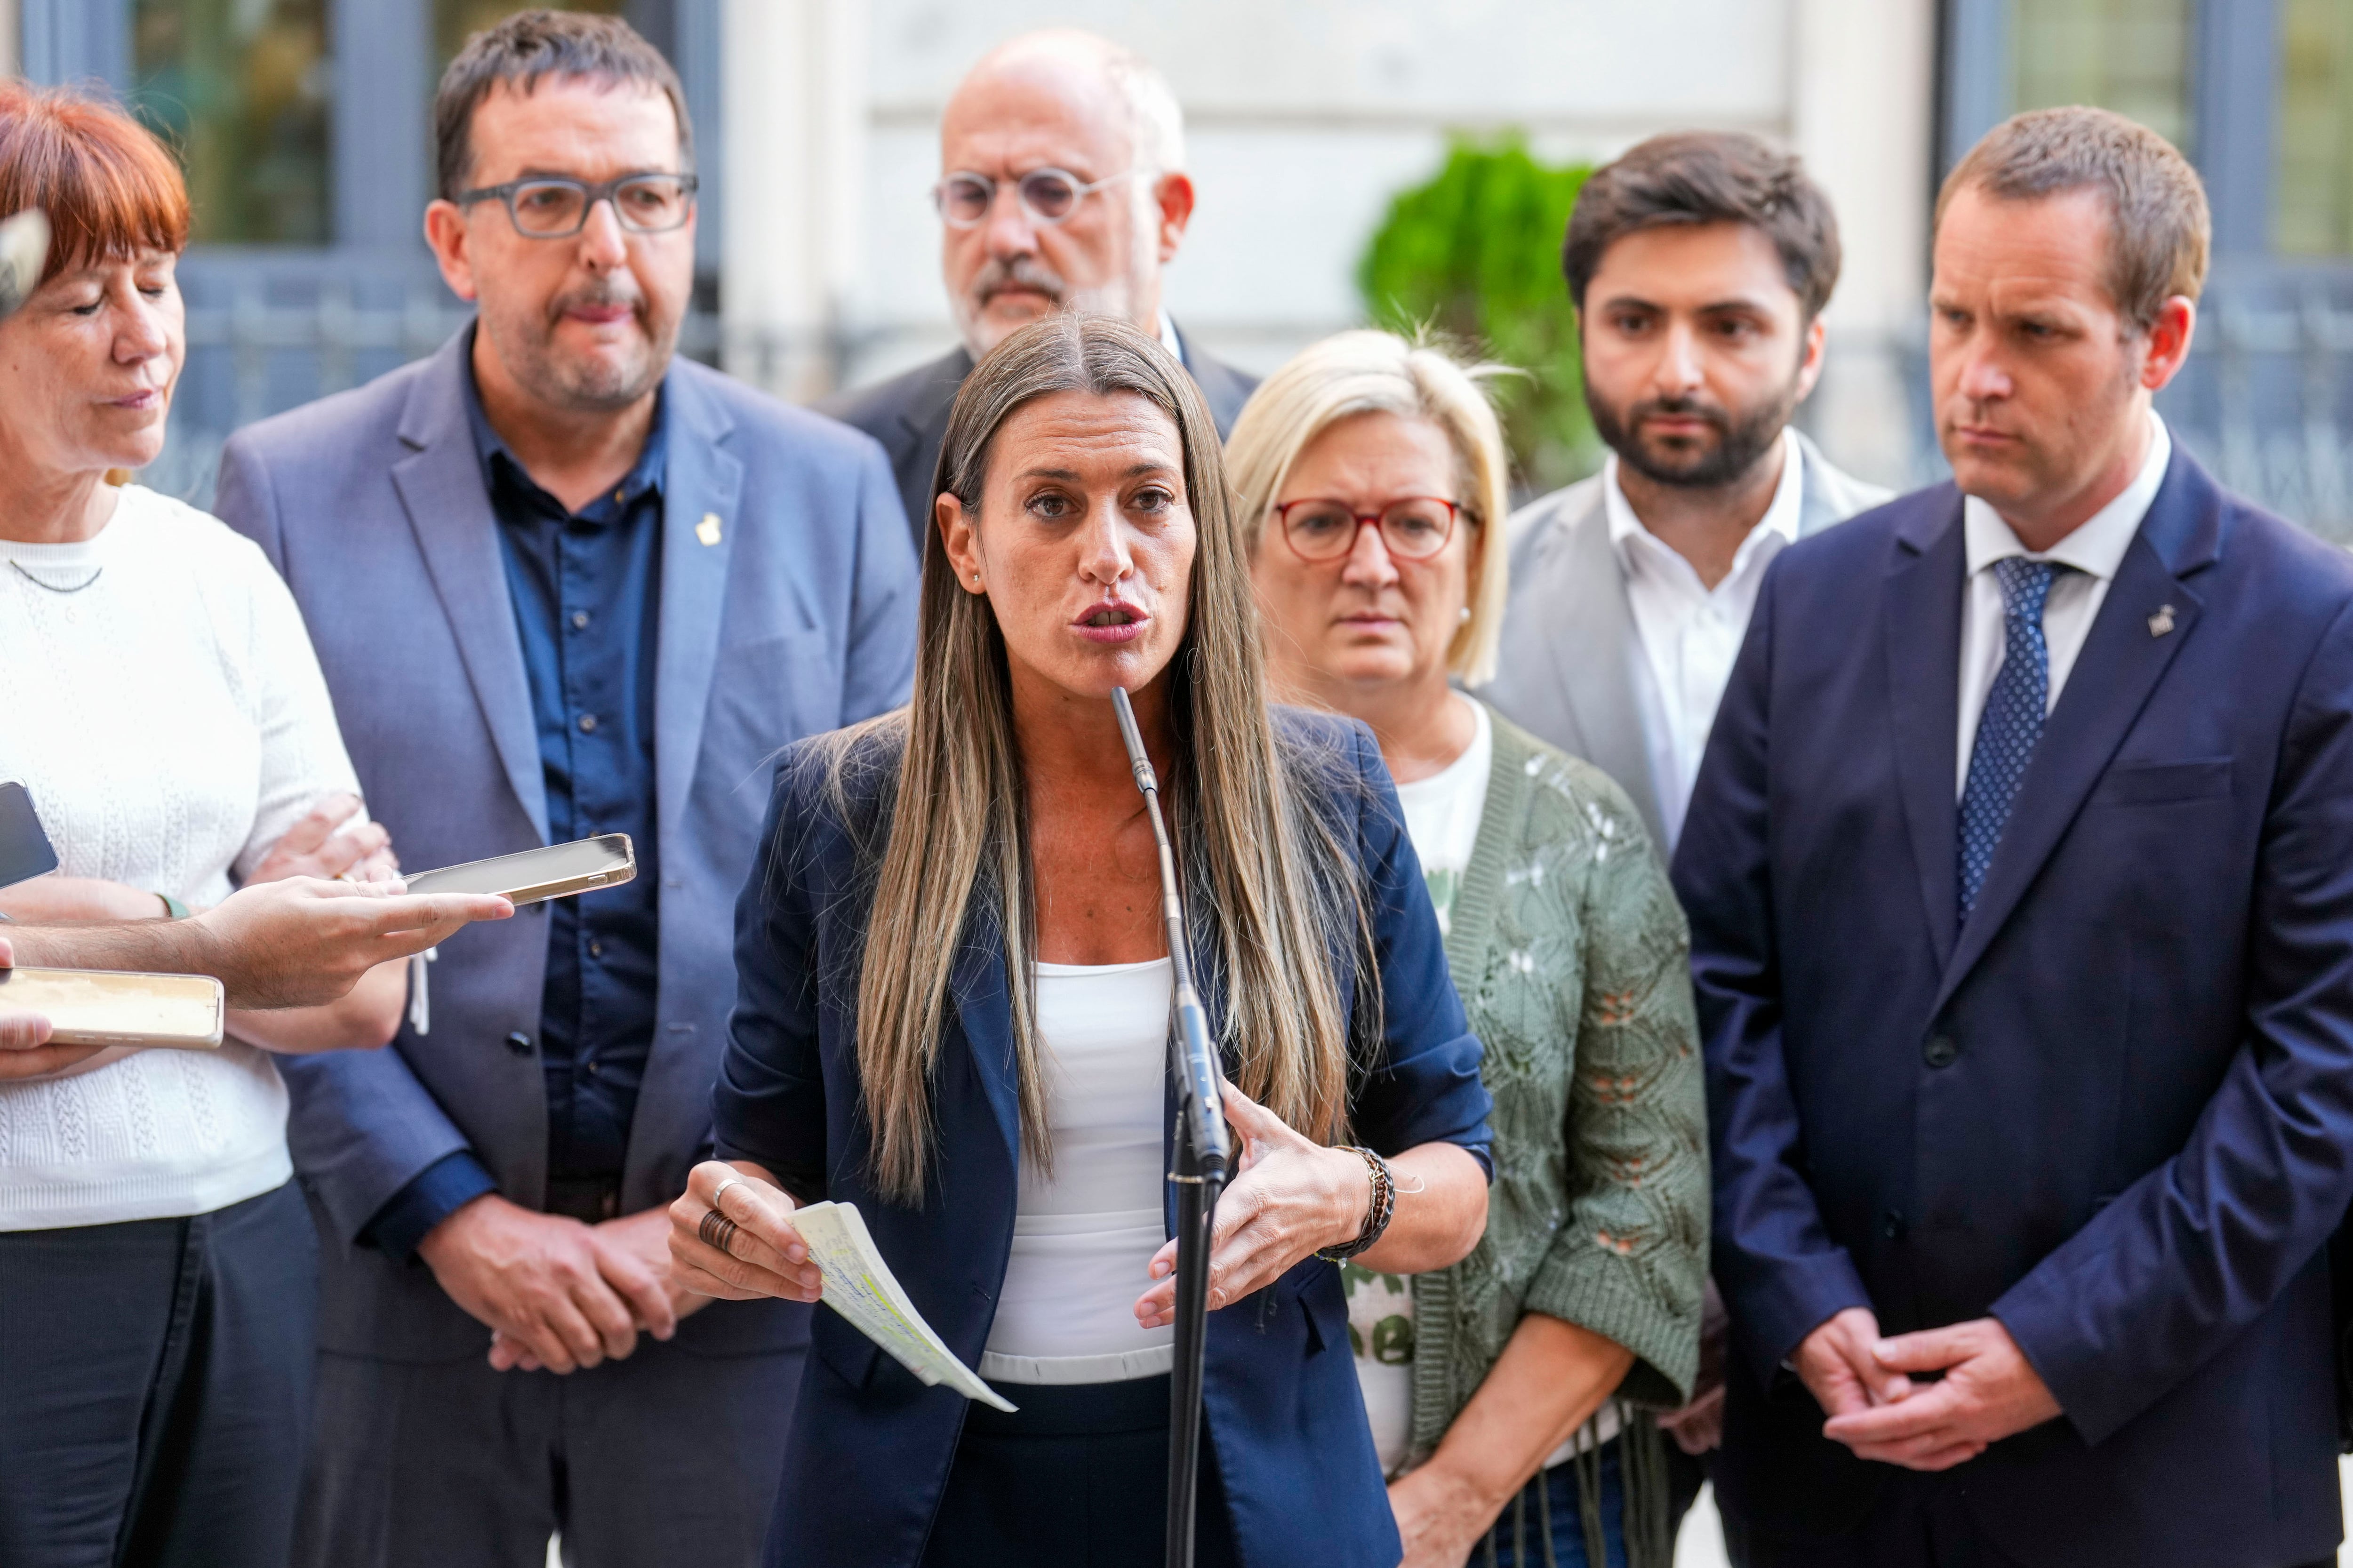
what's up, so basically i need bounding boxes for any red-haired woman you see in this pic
[0,83,413,1564]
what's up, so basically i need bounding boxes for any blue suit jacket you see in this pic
[214,332,920,1360]
[1674,447,2353,1567]
[715,712,1493,1568]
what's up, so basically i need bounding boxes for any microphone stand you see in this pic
[1111,686,1229,1568]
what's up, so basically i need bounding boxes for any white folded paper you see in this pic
[791,1200,1016,1412]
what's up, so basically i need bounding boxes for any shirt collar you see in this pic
[460,324,671,512]
[1963,410,2170,583]
[1603,425,1805,576]
[1158,308,1185,368]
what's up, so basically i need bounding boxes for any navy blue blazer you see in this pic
[216,333,919,1361]
[714,710,1492,1568]
[1674,447,2353,1567]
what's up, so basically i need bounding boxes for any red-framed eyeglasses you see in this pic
[1273,496,1467,562]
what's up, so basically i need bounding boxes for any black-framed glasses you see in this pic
[1274,497,1467,562]
[933,167,1137,229]
[455,172,699,237]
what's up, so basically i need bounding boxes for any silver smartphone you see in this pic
[400,834,636,906]
[0,967,226,1050]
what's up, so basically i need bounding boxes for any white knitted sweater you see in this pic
[0,485,361,1230]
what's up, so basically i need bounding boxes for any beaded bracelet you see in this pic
[1315,1145,1397,1262]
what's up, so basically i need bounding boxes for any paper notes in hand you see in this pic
[789,1200,1016,1412]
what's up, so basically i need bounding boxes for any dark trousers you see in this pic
[1723,1472,2337,1568]
[297,1321,803,1568]
[0,1180,319,1568]
[920,1375,1241,1568]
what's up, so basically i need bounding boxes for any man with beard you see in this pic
[1485,131,1888,855]
[823,27,1257,549]
[211,14,917,1567]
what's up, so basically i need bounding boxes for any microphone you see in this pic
[0,210,48,324]
[1109,686,1228,1181]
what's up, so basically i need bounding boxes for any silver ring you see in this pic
[710,1175,745,1215]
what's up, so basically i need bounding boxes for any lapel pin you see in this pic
[696,512,722,547]
[2148,604,2176,638]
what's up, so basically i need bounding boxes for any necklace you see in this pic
[8,560,103,594]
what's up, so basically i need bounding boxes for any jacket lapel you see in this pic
[949,911,1022,1172]
[1883,487,1966,974]
[1931,452,2220,1013]
[1546,493,1670,847]
[653,368,744,849]
[389,335,548,844]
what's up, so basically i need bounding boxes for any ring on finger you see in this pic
[698,1208,740,1256]
[710,1175,746,1215]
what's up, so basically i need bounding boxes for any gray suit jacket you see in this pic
[1480,432,1891,848]
[820,320,1258,550]
[215,333,920,1360]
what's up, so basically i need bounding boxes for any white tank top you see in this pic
[978,957,1175,1385]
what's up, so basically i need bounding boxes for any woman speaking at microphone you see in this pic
[669,313,1493,1568]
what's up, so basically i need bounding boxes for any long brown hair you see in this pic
[827,313,1372,1204]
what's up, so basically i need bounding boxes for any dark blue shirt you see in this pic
[359,354,668,1261]
[475,379,667,1182]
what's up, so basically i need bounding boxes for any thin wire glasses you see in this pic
[933,167,1137,228]
[1274,497,1467,562]
[456,172,699,237]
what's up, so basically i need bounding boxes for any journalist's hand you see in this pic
[194,877,510,1009]
[0,934,99,1078]
[1820,1317,2060,1471]
[1793,1306,1915,1422]
[487,1206,713,1371]
[1132,1082,1372,1329]
[247,792,397,885]
[668,1160,824,1305]
[419,1193,647,1374]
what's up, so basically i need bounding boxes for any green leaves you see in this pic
[1357,135,1600,496]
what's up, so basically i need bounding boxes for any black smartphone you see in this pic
[0,781,61,891]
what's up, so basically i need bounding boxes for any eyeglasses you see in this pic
[933,167,1137,229]
[1274,497,1468,563]
[455,172,699,238]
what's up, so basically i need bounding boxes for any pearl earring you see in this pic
[1458,606,1473,624]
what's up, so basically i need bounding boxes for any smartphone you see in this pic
[400,834,636,906]
[0,781,60,891]
[0,967,225,1049]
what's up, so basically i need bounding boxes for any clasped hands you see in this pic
[1796,1306,2062,1470]
[420,1194,712,1375]
[662,1082,1375,1325]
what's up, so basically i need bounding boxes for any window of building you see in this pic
[129,0,331,246]
[2276,0,2353,256]
[2009,0,2196,154]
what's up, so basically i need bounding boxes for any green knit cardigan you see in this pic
[1407,705,1709,1470]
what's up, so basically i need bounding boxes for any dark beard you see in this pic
[1587,367,1803,490]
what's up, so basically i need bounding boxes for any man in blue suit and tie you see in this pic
[213,14,917,1568]
[1678,106,2353,1568]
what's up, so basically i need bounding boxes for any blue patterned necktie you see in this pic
[1958,558,2069,921]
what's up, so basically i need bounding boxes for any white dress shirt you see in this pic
[1955,413,2172,795]
[1606,427,1806,849]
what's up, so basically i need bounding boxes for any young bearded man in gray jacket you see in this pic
[1484,131,1890,857]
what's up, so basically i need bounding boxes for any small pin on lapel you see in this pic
[696,512,722,547]
[2148,604,2176,638]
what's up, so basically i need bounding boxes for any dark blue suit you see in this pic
[1675,448,2353,1568]
[714,712,1493,1568]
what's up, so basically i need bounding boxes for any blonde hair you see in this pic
[824,314,1372,1205]
[1225,329,1514,684]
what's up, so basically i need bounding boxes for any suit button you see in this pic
[506,1031,534,1056]
[1922,1034,1958,1068]
[1882,1209,1906,1240]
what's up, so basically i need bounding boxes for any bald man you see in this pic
[824,28,1257,546]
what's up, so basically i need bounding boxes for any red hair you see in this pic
[0,81,190,284]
